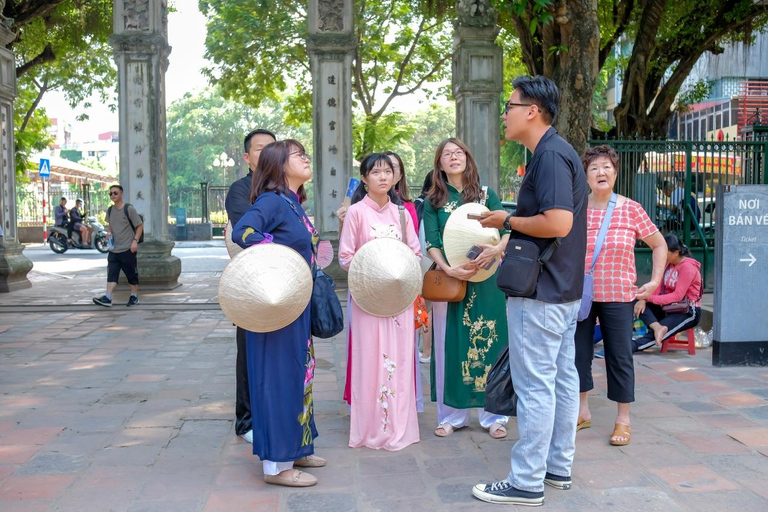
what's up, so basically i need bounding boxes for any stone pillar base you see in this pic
[0,241,33,293]
[135,240,181,289]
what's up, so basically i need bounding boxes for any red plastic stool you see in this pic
[661,328,696,355]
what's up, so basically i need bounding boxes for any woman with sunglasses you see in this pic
[232,140,324,487]
[422,138,510,439]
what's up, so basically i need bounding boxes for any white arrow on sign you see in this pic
[739,253,757,267]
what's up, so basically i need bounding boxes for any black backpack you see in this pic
[108,203,144,243]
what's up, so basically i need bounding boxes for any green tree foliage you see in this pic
[427,0,767,145]
[199,0,453,157]
[6,0,115,178]
[166,87,311,190]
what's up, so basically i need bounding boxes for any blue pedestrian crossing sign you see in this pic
[39,159,51,178]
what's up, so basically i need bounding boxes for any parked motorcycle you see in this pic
[48,215,109,254]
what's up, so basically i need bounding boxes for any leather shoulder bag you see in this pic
[419,189,489,303]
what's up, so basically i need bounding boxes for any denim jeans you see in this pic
[506,297,580,492]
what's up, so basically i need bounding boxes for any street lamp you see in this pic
[213,152,235,179]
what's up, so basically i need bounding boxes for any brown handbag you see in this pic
[422,262,467,302]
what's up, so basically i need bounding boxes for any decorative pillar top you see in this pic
[309,0,354,35]
[113,0,168,38]
[456,0,497,27]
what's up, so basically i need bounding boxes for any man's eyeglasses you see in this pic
[290,151,311,162]
[109,191,120,196]
[504,101,534,114]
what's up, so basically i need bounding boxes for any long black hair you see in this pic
[665,233,690,257]
[350,153,403,206]
[382,151,411,202]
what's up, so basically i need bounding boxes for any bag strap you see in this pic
[278,192,318,261]
[479,186,488,206]
[123,203,137,233]
[588,192,617,275]
[398,205,407,246]
[538,238,561,265]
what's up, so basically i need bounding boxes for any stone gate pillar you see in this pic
[307,0,355,283]
[453,0,502,191]
[0,24,33,292]
[111,0,180,286]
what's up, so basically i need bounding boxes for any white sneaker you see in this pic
[240,430,253,444]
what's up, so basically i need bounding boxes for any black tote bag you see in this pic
[310,269,344,339]
[484,345,517,416]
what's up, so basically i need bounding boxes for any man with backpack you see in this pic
[93,184,143,307]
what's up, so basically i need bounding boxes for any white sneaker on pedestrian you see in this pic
[240,430,253,444]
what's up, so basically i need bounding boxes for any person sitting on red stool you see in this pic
[633,234,702,352]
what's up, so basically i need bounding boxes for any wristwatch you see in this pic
[503,214,514,231]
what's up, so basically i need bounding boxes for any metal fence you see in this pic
[169,187,205,224]
[16,184,112,224]
[589,134,768,290]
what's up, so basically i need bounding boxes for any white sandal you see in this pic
[489,422,508,439]
[435,423,459,437]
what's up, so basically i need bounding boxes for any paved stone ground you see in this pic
[0,270,767,511]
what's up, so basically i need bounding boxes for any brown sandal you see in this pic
[609,423,631,446]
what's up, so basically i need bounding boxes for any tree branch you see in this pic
[599,0,635,69]
[648,5,767,126]
[20,76,49,132]
[15,43,55,78]
[374,53,451,118]
[6,0,67,29]
[390,16,428,99]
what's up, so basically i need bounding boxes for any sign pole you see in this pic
[39,158,51,242]
[42,177,47,241]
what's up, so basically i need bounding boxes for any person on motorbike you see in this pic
[69,199,92,246]
[54,197,68,229]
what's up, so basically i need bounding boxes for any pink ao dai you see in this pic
[339,195,422,451]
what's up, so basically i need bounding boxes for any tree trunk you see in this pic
[550,0,600,154]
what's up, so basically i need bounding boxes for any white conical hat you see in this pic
[218,244,313,332]
[348,237,422,317]
[225,220,244,259]
[443,202,501,283]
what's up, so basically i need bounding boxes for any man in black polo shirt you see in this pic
[474,76,588,506]
[225,128,276,444]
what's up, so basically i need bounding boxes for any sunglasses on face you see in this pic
[109,191,120,196]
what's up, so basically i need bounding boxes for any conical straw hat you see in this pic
[218,244,313,332]
[225,221,244,259]
[348,237,422,317]
[443,202,501,283]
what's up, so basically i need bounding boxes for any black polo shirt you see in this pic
[225,169,254,227]
[512,127,588,304]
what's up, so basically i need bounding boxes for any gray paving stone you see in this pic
[285,492,356,512]
[16,451,90,475]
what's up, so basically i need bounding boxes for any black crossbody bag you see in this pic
[496,237,560,298]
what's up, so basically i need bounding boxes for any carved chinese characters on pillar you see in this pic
[127,61,150,214]
[124,0,151,31]
[318,0,344,32]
